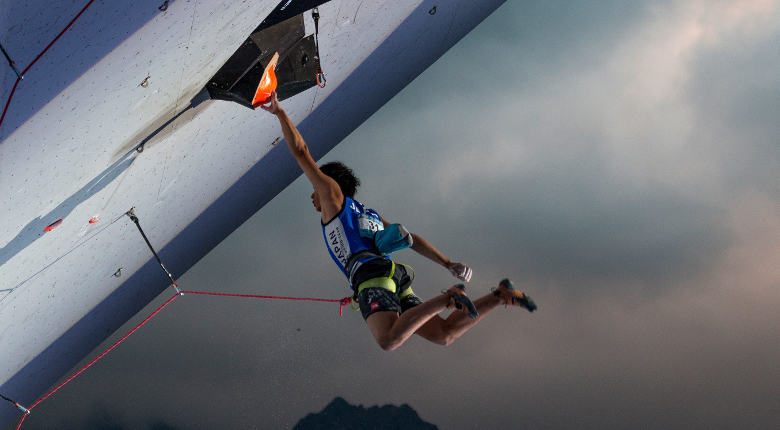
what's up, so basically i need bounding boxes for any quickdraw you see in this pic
[126,207,181,294]
[0,394,30,415]
[0,42,22,79]
[312,8,327,88]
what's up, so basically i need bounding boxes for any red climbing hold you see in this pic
[44,219,63,231]
[89,217,99,224]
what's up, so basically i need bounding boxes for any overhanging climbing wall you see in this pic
[0,0,509,427]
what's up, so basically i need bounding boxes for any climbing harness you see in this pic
[355,261,416,300]
[312,8,327,88]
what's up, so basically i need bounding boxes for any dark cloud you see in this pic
[463,157,732,291]
[422,0,669,101]
[687,29,780,197]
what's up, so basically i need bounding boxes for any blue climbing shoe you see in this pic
[494,279,536,312]
[444,284,479,318]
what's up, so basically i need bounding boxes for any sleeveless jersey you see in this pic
[322,197,384,282]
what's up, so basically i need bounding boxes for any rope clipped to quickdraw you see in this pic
[0,394,29,415]
[3,290,351,430]
[126,207,181,294]
[3,290,350,429]
[0,43,22,79]
[2,208,354,430]
[312,8,326,88]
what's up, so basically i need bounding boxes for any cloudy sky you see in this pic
[8,0,780,428]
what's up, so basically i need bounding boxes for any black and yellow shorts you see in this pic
[353,258,423,320]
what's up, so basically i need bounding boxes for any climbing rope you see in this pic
[4,289,351,430]
[1,0,98,131]
[1,207,352,430]
[183,291,352,315]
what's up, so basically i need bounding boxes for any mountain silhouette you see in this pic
[292,397,438,430]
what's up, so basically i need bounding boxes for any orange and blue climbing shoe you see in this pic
[444,284,479,318]
[493,279,537,312]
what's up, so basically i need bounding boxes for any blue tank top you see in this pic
[322,197,384,283]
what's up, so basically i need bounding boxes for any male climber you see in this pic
[260,92,536,351]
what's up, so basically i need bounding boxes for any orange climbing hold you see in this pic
[252,52,279,108]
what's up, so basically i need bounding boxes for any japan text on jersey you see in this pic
[322,197,383,276]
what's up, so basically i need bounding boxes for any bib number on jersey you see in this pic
[358,213,383,238]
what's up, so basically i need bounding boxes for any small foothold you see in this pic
[44,219,63,231]
[136,144,144,153]
[141,76,150,88]
[159,1,168,11]
[272,137,281,147]
[89,217,99,224]
[114,268,122,278]
[429,5,437,15]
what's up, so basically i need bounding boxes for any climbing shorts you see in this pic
[358,287,423,320]
[354,259,423,320]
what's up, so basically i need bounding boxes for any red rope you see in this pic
[11,288,351,429]
[0,76,21,130]
[181,290,352,315]
[14,412,26,430]
[21,0,97,78]
[37,294,179,405]
[14,292,180,429]
[1,0,97,130]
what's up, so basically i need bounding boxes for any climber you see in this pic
[260,92,535,351]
